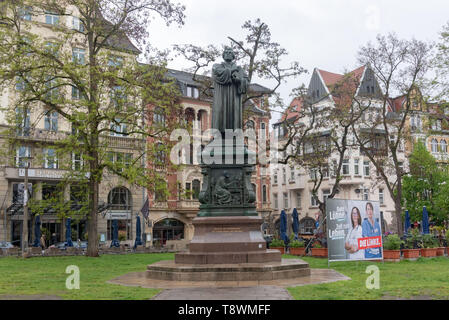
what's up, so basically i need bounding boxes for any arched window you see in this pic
[245,120,255,129]
[108,187,132,210]
[192,179,201,200]
[440,139,448,153]
[431,139,439,153]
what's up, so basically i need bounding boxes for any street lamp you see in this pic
[21,156,33,257]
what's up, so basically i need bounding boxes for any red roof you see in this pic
[281,97,303,122]
[318,66,366,90]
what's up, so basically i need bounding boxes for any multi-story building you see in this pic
[390,87,449,168]
[145,69,273,247]
[0,4,146,247]
[270,66,405,236]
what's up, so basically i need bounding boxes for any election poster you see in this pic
[326,199,383,262]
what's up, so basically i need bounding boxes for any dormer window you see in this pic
[186,86,199,99]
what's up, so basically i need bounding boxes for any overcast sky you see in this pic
[145,0,449,124]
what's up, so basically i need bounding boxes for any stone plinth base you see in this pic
[147,259,310,282]
[176,249,281,264]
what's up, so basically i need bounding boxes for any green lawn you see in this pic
[286,255,449,300]
[1,253,448,300]
[0,253,173,300]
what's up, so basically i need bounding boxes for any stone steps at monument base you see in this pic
[175,249,281,264]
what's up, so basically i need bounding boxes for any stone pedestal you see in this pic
[175,216,280,264]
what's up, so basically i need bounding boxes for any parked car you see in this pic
[0,241,14,249]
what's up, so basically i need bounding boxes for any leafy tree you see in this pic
[351,33,433,236]
[403,141,449,225]
[0,0,185,256]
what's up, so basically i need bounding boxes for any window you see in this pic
[342,159,350,175]
[431,139,439,153]
[309,168,317,180]
[431,120,442,131]
[153,107,166,125]
[441,140,448,153]
[155,144,166,166]
[15,146,31,168]
[186,86,199,98]
[282,167,286,184]
[110,118,127,136]
[107,220,131,241]
[283,193,289,209]
[262,185,267,203]
[108,55,123,67]
[261,123,266,139]
[72,16,84,32]
[43,148,58,169]
[322,189,331,203]
[44,76,59,99]
[379,189,384,205]
[290,166,295,181]
[44,111,58,131]
[108,187,132,211]
[15,107,30,136]
[192,180,201,200]
[72,48,85,64]
[19,6,32,21]
[15,76,27,91]
[310,192,319,207]
[322,165,329,178]
[72,152,83,170]
[13,183,33,204]
[296,192,301,208]
[363,189,369,201]
[45,12,59,25]
[72,86,83,100]
[398,162,404,174]
[185,182,191,199]
[110,86,127,109]
[273,171,278,184]
[354,159,359,175]
[331,159,338,177]
[273,194,278,209]
[363,161,370,176]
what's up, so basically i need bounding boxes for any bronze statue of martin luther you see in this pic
[212,47,248,134]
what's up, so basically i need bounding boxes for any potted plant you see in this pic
[311,242,328,257]
[420,234,438,257]
[269,238,285,254]
[433,226,446,256]
[383,234,402,261]
[289,239,306,256]
[402,229,421,260]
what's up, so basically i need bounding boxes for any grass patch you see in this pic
[0,253,174,300]
[1,253,448,300]
[286,255,449,300]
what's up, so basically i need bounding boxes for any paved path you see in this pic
[152,286,293,300]
[108,269,351,300]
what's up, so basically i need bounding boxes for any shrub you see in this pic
[446,229,449,243]
[404,228,422,249]
[289,240,305,248]
[422,234,439,248]
[270,238,285,247]
[383,234,403,250]
[313,242,322,249]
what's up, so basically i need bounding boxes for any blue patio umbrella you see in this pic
[32,215,41,247]
[66,218,73,247]
[404,210,411,234]
[422,206,430,234]
[133,216,143,249]
[110,219,120,248]
[280,210,288,244]
[292,208,300,240]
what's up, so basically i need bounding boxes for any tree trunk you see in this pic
[395,198,403,237]
[86,174,99,257]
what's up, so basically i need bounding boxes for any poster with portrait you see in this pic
[326,199,383,262]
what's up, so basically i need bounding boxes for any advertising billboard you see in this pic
[326,199,383,262]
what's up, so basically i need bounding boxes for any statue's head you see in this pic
[223,171,229,178]
[222,47,236,62]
